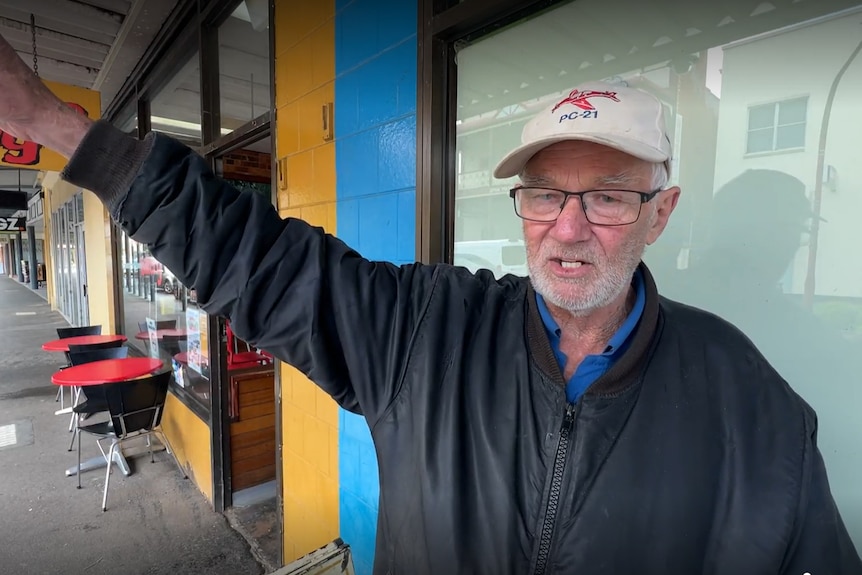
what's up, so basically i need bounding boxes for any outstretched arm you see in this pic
[0,33,436,423]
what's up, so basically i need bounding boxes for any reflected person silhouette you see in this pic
[668,168,862,541]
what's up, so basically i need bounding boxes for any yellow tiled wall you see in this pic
[274,0,340,561]
[161,393,214,502]
[82,191,116,332]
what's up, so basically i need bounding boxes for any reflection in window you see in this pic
[118,231,212,409]
[219,1,271,134]
[150,50,203,147]
[455,0,862,546]
[746,97,808,154]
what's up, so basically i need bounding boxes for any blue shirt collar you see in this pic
[535,266,646,357]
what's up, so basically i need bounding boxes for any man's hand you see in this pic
[0,33,92,158]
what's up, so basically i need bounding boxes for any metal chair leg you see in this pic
[102,441,117,512]
[68,418,78,452]
[67,387,81,432]
[77,428,82,489]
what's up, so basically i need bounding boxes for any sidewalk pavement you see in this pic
[0,275,265,575]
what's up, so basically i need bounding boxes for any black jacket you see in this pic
[63,122,862,575]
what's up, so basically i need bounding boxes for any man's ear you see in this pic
[646,186,681,245]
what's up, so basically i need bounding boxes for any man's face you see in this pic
[520,141,679,315]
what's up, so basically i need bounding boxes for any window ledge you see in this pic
[743,146,806,159]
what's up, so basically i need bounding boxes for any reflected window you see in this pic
[454,0,862,547]
[219,1,271,134]
[747,97,808,154]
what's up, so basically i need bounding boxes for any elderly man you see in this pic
[1,35,858,574]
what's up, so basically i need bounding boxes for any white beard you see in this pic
[527,235,645,316]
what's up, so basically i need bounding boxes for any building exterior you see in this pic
[5,0,862,572]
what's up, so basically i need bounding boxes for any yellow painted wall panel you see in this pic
[299,203,332,230]
[285,150,314,207]
[281,37,314,105]
[328,425,339,482]
[283,404,304,457]
[276,102,300,157]
[282,451,339,558]
[161,393,214,503]
[298,83,336,151]
[316,385,339,428]
[314,144,336,202]
[275,0,338,562]
[274,0,300,56]
[311,20,335,89]
[82,191,115,333]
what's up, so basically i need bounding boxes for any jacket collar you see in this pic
[525,261,661,398]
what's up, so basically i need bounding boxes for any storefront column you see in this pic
[15,235,25,282]
[27,225,38,289]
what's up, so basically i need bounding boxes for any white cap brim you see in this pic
[493,134,670,179]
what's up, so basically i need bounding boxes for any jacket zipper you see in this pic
[533,403,576,575]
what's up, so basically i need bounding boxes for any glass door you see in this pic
[74,223,89,326]
[205,131,278,564]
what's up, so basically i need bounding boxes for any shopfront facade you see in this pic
[42,0,862,572]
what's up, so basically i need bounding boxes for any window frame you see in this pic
[745,96,809,155]
[415,0,567,265]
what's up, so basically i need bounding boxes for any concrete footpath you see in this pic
[0,275,264,575]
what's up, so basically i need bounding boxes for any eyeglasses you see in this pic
[509,186,661,226]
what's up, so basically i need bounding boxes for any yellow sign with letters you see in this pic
[0,80,101,172]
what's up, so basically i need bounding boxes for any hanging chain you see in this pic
[30,14,39,78]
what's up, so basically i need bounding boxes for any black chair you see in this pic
[77,370,181,510]
[55,326,103,405]
[66,346,130,451]
[159,333,186,358]
[57,325,102,339]
[68,346,129,364]
[67,340,125,353]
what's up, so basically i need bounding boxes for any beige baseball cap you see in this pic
[493,81,673,179]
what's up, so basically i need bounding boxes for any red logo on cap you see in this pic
[551,89,620,113]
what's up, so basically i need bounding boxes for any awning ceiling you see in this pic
[457,0,862,119]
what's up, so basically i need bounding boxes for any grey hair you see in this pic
[650,162,669,191]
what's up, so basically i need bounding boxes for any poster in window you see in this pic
[186,307,202,375]
[145,317,159,359]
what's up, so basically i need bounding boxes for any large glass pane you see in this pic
[776,123,806,149]
[117,228,211,408]
[746,128,774,154]
[748,103,776,130]
[219,1,271,134]
[150,50,203,148]
[779,97,808,124]
[455,0,862,546]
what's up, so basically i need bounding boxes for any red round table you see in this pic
[42,334,127,352]
[173,351,189,364]
[51,357,164,386]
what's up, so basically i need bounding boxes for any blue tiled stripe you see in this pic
[334,1,418,574]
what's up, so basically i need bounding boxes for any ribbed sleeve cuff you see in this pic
[60,120,154,216]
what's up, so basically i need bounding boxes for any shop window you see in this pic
[454,1,862,546]
[218,1,271,134]
[118,230,212,411]
[150,50,203,148]
[746,96,808,154]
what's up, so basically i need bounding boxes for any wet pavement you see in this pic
[0,275,265,575]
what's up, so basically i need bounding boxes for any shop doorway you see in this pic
[205,128,281,569]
